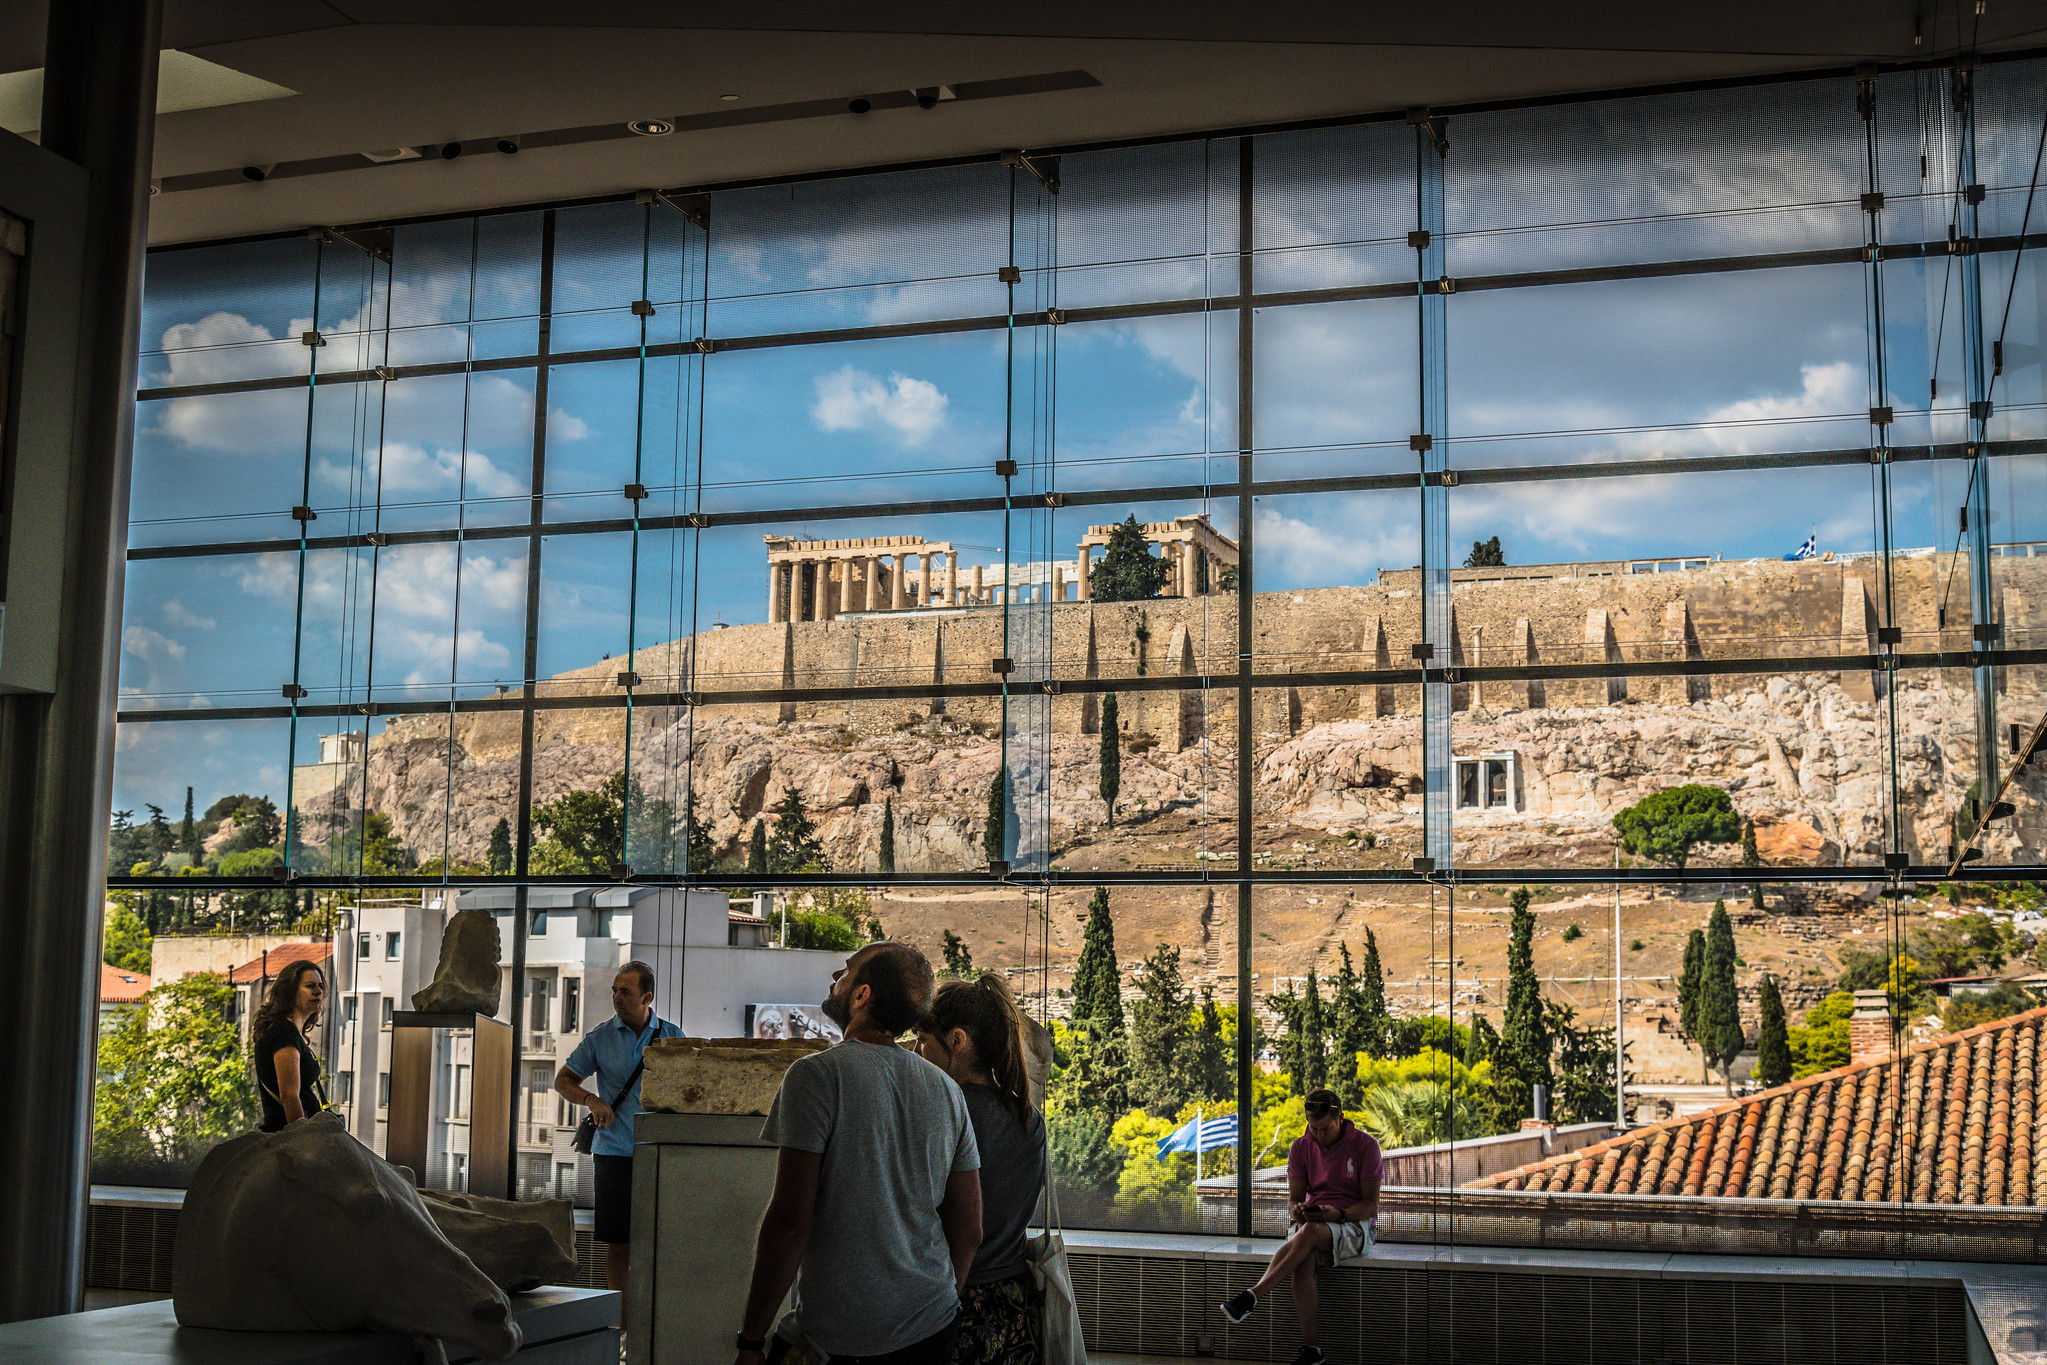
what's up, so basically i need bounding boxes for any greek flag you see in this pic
[1783,531,1817,561]
[1157,1113,1239,1156]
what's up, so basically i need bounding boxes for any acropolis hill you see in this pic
[300,545,2047,877]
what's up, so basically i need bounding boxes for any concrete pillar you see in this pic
[891,554,907,609]
[1076,546,1091,601]
[838,557,855,615]
[863,555,880,612]
[945,552,959,606]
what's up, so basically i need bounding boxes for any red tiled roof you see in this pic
[1466,1005,2047,1206]
[227,941,333,985]
[100,964,151,1003]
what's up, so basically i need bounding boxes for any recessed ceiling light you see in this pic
[719,93,739,102]
[628,118,674,136]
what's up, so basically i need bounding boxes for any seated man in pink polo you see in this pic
[1219,1088,1383,1365]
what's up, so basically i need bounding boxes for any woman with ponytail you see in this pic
[916,973,1046,1365]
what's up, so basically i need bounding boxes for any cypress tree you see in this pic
[1071,886,1124,1034]
[746,819,768,875]
[767,786,821,872]
[1742,818,1765,911]
[1755,974,1791,1088]
[1702,898,1744,1096]
[1268,981,1306,1095]
[1679,928,1707,1083]
[486,817,513,875]
[1491,887,1551,1129]
[1358,927,1389,1056]
[1464,1013,1500,1069]
[1302,970,1328,1092]
[684,791,715,875]
[1330,943,1369,1106]
[1130,944,1194,1117]
[1193,991,1232,1103]
[180,787,200,859]
[1089,514,1172,602]
[1099,692,1122,827]
[983,772,1006,865]
[878,798,896,874]
[942,929,973,976]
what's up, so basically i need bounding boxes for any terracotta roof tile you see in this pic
[1465,1005,2047,1208]
[227,941,333,984]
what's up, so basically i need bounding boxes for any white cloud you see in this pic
[162,600,216,630]
[1253,501,1417,585]
[810,367,948,445]
[314,441,526,502]
[122,624,186,666]
[1704,360,1861,430]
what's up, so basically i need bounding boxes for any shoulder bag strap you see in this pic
[1038,1119,1062,1234]
[608,1056,647,1111]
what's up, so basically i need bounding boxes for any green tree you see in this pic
[1463,535,1505,568]
[1048,1021,1131,1116]
[767,785,824,874]
[1463,1013,1499,1069]
[1301,970,1328,1093]
[1678,928,1708,1082]
[684,792,715,876]
[1943,981,2039,1032]
[1071,887,1124,1033]
[1490,887,1551,1130]
[1755,974,1791,1088]
[103,900,153,974]
[942,929,974,977]
[179,787,201,860]
[1612,784,1742,874]
[1130,944,1194,1117]
[1788,991,1854,1077]
[1089,515,1171,602]
[107,809,144,877]
[747,819,768,875]
[1358,927,1390,1057]
[1098,692,1122,827]
[144,804,176,863]
[1742,817,1765,911]
[1358,1080,1482,1148]
[784,908,861,952]
[625,779,684,873]
[487,817,514,875]
[878,798,896,874]
[1702,899,1744,1095]
[1546,999,1620,1124]
[1266,981,1306,1094]
[531,779,626,874]
[1046,1110,1125,1198]
[1191,993,1233,1104]
[1328,943,1370,1106]
[93,975,255,1180]
[983,771,1008,866]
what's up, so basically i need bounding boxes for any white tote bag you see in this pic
[1028,1129,1087,1365]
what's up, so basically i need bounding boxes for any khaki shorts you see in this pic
[1291,1218,1375,1266]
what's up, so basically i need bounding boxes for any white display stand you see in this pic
[626,1113,779,1365]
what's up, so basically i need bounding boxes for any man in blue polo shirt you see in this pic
[556,960,685,1326]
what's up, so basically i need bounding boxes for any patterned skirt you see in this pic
[950,1272,1040,1365]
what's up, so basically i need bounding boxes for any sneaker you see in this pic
[1289,1349,1326,1365]
[1220,1290,1257,1324]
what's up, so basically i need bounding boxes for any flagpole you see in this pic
[1195,1106,1202,1184]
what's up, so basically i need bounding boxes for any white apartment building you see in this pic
[330,886,843,1202]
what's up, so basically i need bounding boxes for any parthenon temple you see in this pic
[764,514,1241,623]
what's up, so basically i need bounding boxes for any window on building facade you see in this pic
[385,931,401,961]
[98,60,2047,1260]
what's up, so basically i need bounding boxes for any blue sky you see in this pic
[112,77,2047,816]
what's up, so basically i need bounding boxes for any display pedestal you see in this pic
[626,1113,779,1365]
[389,1012,514,1199]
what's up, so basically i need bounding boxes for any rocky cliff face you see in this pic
[322,672,2036,873]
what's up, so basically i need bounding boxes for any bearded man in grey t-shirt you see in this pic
[735,941,983,1365]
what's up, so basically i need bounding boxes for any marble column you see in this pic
[920,553,933,605]
[838,557,856,615]
[945,552,959,605]
[1052,565,1065,602]
[891,554,908,609]
[863,555,881,611]
[970,564,985,605]
[799,561,816,622]
[1077,547,1091,601]
[769,563,787,624]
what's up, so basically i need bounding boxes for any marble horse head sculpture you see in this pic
[172,1112,520,1363]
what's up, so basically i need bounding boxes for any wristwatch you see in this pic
[736,1332,767,1353]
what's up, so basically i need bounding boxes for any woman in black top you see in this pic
[251,959,328,1132]
[916,974,1046,1365]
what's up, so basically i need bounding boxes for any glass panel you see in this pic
[119,552,300,707]
[1253,122,1414,295]
[1251,680,1419,874]
[1044,313,1236,492]
[1250,487,1417,667]
[1252,296,1415,482]
[1051,141,1238,311]
[130,387,310,548]
[139,236,321,389]
[537,530,632,695]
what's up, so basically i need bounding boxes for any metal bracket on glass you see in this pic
[693,336,716,354]
[1410,643,1434,661]
[282,683,307,700]
[1973,623,2003,645]
[641,189,709,226]
[1409,434,1433,453]
[1964,183,1986,205]
[1040,680,1061,695]
[292,505,317,522]
[1435,276,1457,294]
[1423,470,1459,488]
[366,532,389,547]
[270,863,294,883]
[624,483,649,502]
[616,670,642,687]
[1407,230,1431,250]
[1044,492,1066,508]
[1046,308,1066,326]
[630,299,656,317]
[684,512,708,528]
[991,658,1015,675]
[1444,669,1461,685]
[1870,406,1893,427]
[1883,852,1911,871]
[1877,625,1902,646]
[1861,244,1885,263]
[1403,107,1448,155]
[997,265,1021,284]
[1860,192,1884,214]
[300,330,325,348]
[609,862,633,882]
[1411,856,1436,875]
[680,691,703,707]
[357,702,379,716]
[1970,399,1993,421]
[987,860,1010,878]
[995,459,1017,477]
[374,365,396,381]
[999,150,1060,193]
